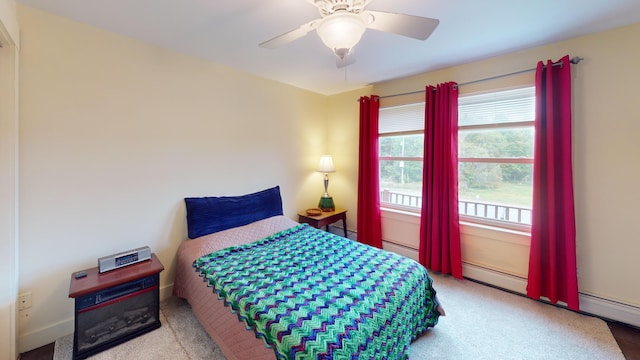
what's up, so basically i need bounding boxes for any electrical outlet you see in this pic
[18,292,32,310]
[19,309,31,320]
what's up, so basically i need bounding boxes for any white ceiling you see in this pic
[15,0,640,95]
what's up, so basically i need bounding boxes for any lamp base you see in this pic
[318,196,335,212]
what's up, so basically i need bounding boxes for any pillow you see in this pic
[184,186,283,239]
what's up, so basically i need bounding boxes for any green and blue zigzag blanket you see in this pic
[194,223,440,359]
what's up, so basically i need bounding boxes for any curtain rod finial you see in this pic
[570,56,584,64]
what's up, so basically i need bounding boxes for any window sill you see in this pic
[381,206,420,217]
[459,213,531,233]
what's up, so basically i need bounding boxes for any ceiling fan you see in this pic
[259,0,439,67]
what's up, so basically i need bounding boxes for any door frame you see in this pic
[0,16,19,360]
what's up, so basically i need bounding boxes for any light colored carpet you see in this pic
[54,273,624,359]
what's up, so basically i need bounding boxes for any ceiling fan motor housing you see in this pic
[312,0,368,17]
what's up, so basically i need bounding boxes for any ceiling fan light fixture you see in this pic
[316,12,366,53]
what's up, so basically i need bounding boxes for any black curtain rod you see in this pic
[369,56,584,101]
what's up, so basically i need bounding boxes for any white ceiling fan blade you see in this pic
[366,10,439,40]
[259,20,320,49]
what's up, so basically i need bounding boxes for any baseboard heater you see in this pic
[462,263,640,328]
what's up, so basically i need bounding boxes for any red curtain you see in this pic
[357,95,382,249]
[527,55,579,311]
[419,82,463,279]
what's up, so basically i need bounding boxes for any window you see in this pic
[458,87,534,228]
[379,103,424,211]
[379,86,535,229]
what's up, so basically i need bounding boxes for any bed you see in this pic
[173,186,441,360]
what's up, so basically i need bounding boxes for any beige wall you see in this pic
[0,1,19,359]
[329,24,640,315]
[326,87,371,228]
[17,5,328,352]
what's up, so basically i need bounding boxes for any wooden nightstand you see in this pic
[68,254,164,359]
[298,208,348,237]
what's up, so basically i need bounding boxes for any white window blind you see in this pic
[379,103,425,134]
[459,87,535,126]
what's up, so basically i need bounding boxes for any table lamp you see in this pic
[317,155,335,212]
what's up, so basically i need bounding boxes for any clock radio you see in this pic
[98,246,151,273]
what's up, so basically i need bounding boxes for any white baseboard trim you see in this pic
[462,263,640,328]
[18,316,74,353]
[580,293,640,328]
[462,263,527,294]
[160,283,174,302]
[18,283,175,353]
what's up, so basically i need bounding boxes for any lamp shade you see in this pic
[317,155,335,173]
[316,12,367,51]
